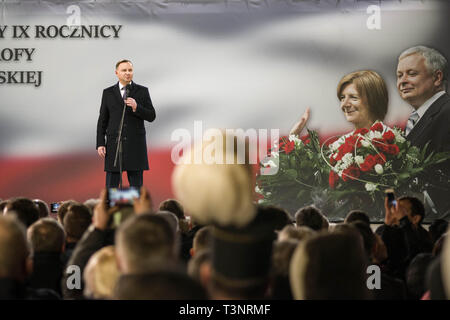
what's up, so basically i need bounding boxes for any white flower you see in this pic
[331,141,341,151]
[342,153,353,166]
[355,155,364,165]
[288,135,302,145]
[365,183,377,192]
[255,185,261,193]
[374,164,383,174]
[361,139,370,147]
[395,134,406,143]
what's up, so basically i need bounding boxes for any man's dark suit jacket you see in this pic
[96,82,156,172]
[406,92,450,217]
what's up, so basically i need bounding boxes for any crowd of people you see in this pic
[0,149,449,300]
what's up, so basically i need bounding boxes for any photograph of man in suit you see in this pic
[96,60,156,188]
[396,46,450,217]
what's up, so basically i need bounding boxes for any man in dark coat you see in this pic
[396,46,450,218]
[96,59,156,188]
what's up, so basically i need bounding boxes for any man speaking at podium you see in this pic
[96,59,156,188]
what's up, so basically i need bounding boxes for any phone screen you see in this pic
[50,202,61,213]
[385,189,397,207]
[107,187,140,207]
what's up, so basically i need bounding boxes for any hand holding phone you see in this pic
[385,189,397,208]
[107,187,140,208]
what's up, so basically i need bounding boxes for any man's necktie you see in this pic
[121,87,127,100]
[405,111,419,136]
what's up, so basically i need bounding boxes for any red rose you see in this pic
[372,138,390,153]
[375,153,386,164]
[354,128,369,136]
[342,165,361,182]
[300,134,310,145]
[382,130,395,142]
[283,141,295,154]
[370,122,384,132]
[329,170,339,189]
[360,154,376,172]
[385,144,400,155]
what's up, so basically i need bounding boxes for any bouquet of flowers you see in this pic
[256,121,450,220]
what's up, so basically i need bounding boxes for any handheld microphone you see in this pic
[125,84,131,99]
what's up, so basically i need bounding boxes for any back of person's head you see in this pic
[192,226,213,256]
[290,232,370,299]
[187,249,212,285]
[159,199,185,221]
[398,196,425,224]
[33,199,50,219]
[172,132,256,228]
[272,239,299,278]
[348,221,376,260]
[63,204,92,242]
[345,210,371,226]
[0,200,8,213]
[270,239,299,299]
[28,218,65,254]
[83,198,100,215]
[4,197,40,228]
[208,209,279,300]
[257,205,293,232]
[115,213,176,274]
[155,210,179,234]
[114,270,207,300]
[277,225,316,242]
[295,206,327,231]
[57,200,78,225]
[429,219,449,245]
[83,246,120,299]
[0,216,29,279]
[406,253,434,300]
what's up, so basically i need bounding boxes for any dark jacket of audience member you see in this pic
[0,216,59,300]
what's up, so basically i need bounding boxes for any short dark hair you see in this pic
[345,210,371,226]
[290,232,370,299]
[33,199,50,219]
[159,199,185,220]
[406,253,434,300]
[28,218,65,253]
[399,196,425,223]
[57,200,78,224]
[114,270,207,300]
[5,197,40,228]
[63,204,92,240]
[349,221,376,259]
[257,205,293,231]
[295,206,326,231]
[193,226,213,254]
[115,59,132,69]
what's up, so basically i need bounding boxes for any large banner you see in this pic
[0,0,449,220]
